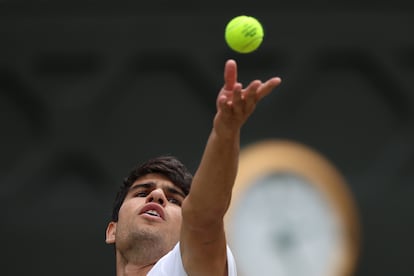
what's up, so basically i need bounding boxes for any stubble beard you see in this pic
[118,226,172,266]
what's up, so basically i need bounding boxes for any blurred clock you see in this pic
[225,140,360,276]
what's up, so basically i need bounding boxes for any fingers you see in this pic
[220,81,261,118]
[219,59,282,124]
[223,59,281,101]
[219,77,281,114]
[243,80,262,99]
[224,59,238,91]
[242,80,262,112]
[235,77,281,114]
[219,83,242,105]
[231,82,244,114]
[256,77,282,101]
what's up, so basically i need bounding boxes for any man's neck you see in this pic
[115,250,157,276]
[116,262,154,276]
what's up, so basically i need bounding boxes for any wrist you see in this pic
[211,125,240,142]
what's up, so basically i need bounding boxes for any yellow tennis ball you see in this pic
[225,15,264,54]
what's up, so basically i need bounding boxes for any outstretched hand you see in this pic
[180,59,281,276]
[214,59,282,134]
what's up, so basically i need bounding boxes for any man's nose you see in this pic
[146,189,167,206]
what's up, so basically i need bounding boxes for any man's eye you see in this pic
[168,198,181,206]
[135,192,148,197]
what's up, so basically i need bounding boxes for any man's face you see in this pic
[106,173,185,256]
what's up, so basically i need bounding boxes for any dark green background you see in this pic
[1,1,413,275]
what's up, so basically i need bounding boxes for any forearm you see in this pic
[184,127,240,227]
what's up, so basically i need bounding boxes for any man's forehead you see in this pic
[131,173,173,187]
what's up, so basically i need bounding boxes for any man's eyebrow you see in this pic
[128,182,186,198]
[166,187,186,198]
[128,182,155,192]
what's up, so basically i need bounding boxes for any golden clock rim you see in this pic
[225,139,361,276]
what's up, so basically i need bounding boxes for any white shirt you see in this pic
[147,243,238,275]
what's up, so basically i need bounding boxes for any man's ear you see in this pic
[105,221,117,244]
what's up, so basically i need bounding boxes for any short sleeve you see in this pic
[147,243,237,276]
[226,244,238,276]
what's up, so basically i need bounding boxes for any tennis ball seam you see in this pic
[238,37,263,53]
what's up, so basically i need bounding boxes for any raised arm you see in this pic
[180,59,282,275]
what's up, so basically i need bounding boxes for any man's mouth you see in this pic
[140,203,165,220]
[145,210,160,217]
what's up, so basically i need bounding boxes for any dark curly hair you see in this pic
[110,155,193,222]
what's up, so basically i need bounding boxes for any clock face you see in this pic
[229,172,345,276]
